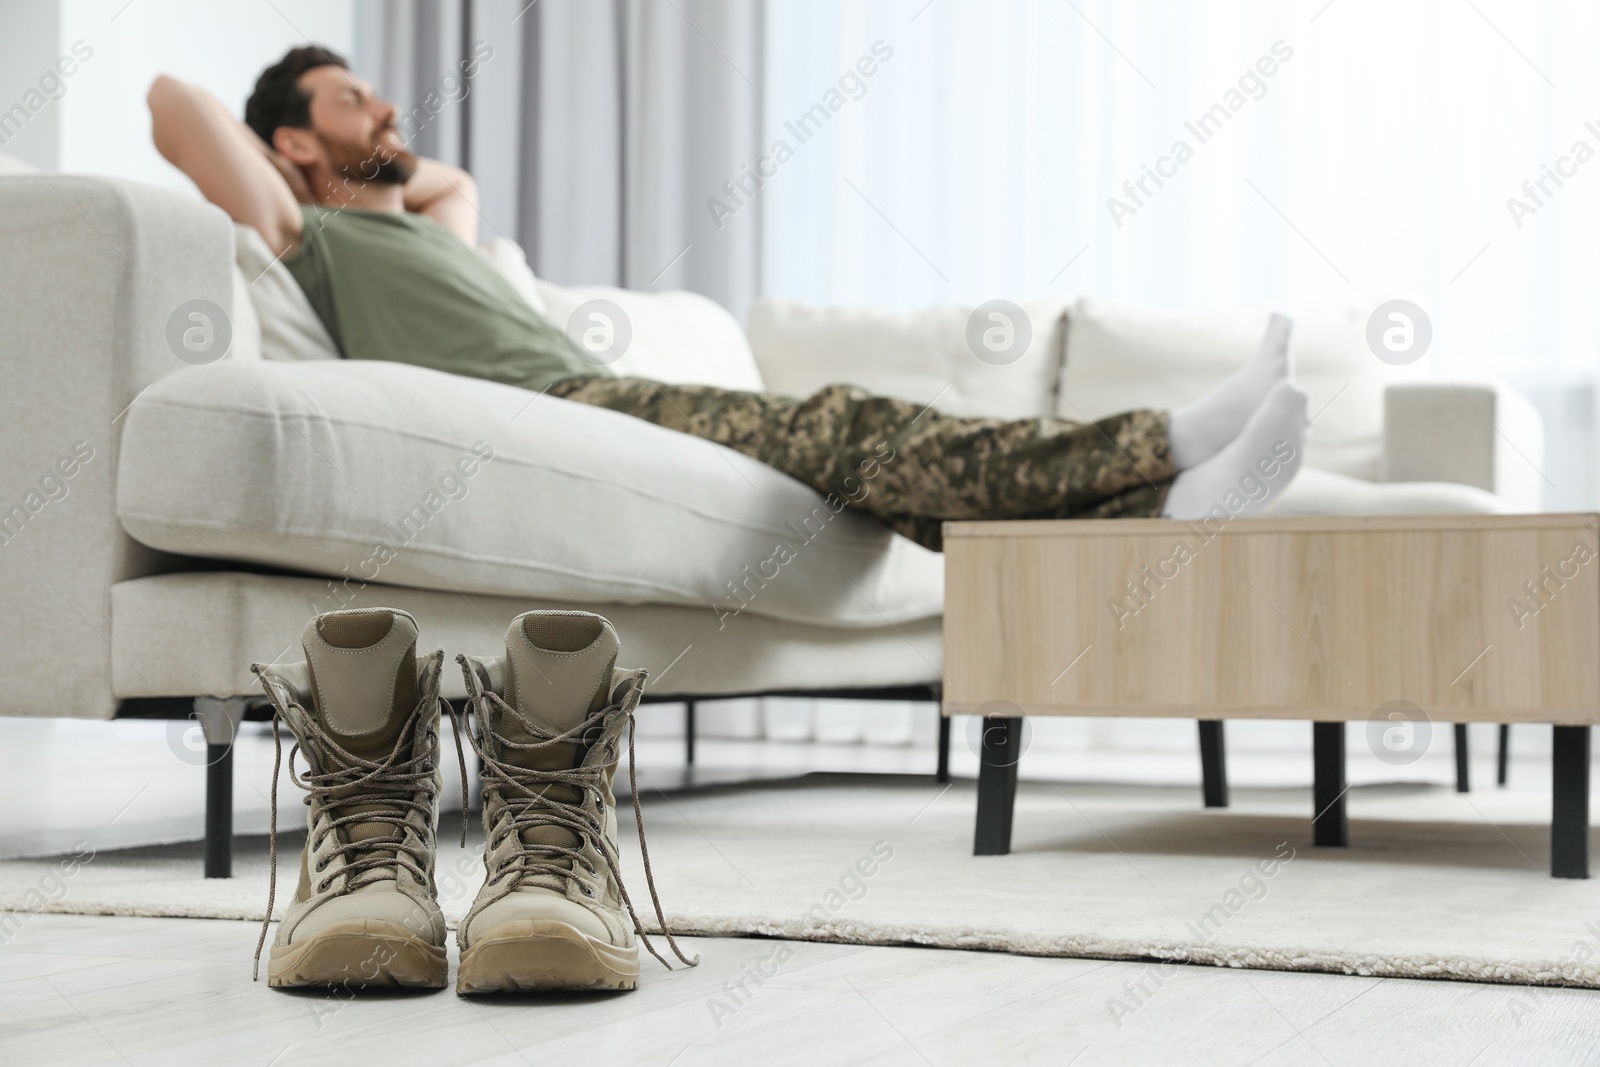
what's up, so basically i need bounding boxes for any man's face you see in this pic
[290,65,415,187]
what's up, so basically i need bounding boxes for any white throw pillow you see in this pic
[233,224,340,361]
[1059,298,1411,480]
[0,153,38,174]
[747,297,1069,417]
[536,281,764,391]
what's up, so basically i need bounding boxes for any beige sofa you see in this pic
[0,169,1545,872]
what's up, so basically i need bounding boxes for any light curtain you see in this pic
[358,0,764,317]
[762,0,1600,381]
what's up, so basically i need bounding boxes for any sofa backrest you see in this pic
[535,280,765,391]
[746,294,1408,482]
[747,297,1071,418]
[1059,299,1412,481]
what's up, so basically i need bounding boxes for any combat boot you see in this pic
[454,610,696,993]
[252,608,453,989]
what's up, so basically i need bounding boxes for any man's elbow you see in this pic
[147,74,181,111]
[147,75,185,154]
[446,167,479,206]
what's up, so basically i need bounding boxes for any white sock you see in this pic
[1162,380,1308,520]
[1167,312,1295,469]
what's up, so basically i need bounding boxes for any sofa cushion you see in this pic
[747,297,1070,417]
[115,359,941,628]
[536,281,764,391]
[1060,298,1412,480]
[1269,467,1511,516]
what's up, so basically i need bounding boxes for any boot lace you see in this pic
[454,656,698,971]
[250,651,469,980]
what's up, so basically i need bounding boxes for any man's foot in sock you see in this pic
[1166,312,1295,468]
[1161,379,1308,520]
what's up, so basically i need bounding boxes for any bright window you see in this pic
[762,0,1600,381]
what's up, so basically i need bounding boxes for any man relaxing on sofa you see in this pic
[148,45,1307,552]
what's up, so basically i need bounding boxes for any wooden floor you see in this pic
[1,912,1595,1066]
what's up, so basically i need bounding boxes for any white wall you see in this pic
[0,1,69,170]
[0,0,357,188]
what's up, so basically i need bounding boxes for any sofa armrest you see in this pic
[1382,381,1546,512]
[0,175,235,717]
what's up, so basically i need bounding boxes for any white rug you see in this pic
[5,776,1598,989]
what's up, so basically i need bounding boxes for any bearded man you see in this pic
[147,46,1307,552]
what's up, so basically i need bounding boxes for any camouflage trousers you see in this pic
[546,375,1175,553]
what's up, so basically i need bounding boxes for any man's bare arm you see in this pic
[148,74,304,258]
[402,158,480,246]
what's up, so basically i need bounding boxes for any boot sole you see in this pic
[268,919,448,989]
[456,919,640,994]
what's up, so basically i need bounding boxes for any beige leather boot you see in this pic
[455,610,696,994]
[251,608,454,989]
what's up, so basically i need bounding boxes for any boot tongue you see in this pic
[301,609,420,853]
[498,613,618,867]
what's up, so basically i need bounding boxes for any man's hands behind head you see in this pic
[148,74,306,258]
[258,139,314,205]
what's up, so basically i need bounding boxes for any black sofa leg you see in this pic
[1454,723,1470,793]
[204,744,233,878]
[936,712,951,783]
[1498,723,1511,787]
[1552,725,1590,879]
[974,717,1022,856]
[684,700,696,767]
[193,696,246,879]
[1199,720,1228,808]
[1312,721,1348,847]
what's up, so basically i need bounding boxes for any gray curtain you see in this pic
[355,0,764,319]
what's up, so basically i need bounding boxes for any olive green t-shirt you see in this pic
[285,206,600,392]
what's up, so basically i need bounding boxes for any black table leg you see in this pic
[1498,724,1510,787]
[1552,725,1589,879]
[204,743,234,879]
[1199,720,1228,808]
[1454,723,1470,793]
[974,717,1022,856]
[936,713,951,784]
[1312,721,1348,847]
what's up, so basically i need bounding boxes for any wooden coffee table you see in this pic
[942,514,1600,877]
